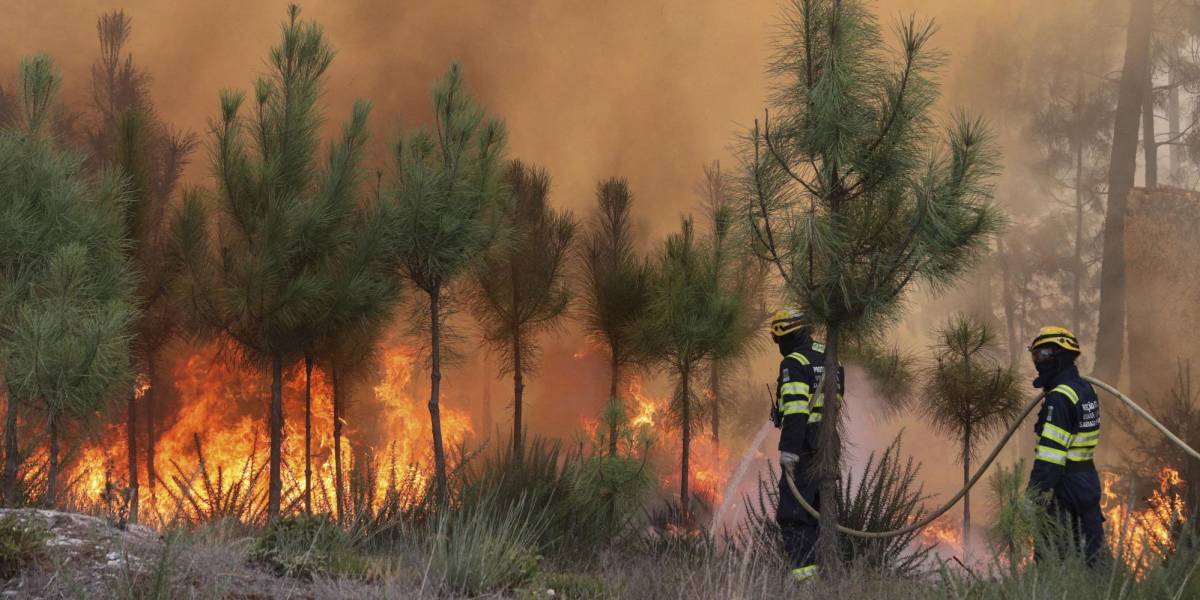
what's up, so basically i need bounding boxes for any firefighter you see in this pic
[770,308,842,582]
[1027,326,1105,566]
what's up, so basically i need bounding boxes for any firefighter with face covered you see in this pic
[1027,326,1105,566]
[769,308,842,582]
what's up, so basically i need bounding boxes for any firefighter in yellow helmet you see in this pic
[769,308,842,582]
[1027,326,1105,566]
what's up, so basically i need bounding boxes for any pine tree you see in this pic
[171,5,370,519]
[85,10,197,522]
[579,178,651,457]
[740,0,1003,568]
[1022,0,1113,342]
[469,160,575,458]
[697,161,764,446]
[635,218,740,515]
[918,314,1021,559]
[0,55,138,507]
[384,63,506,506]
[312,187,401,522]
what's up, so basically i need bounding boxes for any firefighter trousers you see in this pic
[777,462,821,569]
[1039,468,1106,567]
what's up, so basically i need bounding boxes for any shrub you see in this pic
[424,493,545,596]
[250,514,365,580]
[459,437,649,561]
[0,513,48,579]
[736,434,932,576]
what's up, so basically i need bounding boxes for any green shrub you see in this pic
[425,494,545,596]
[250,514,365,580]
[0,513,48,579]
[459,437,649,561]
[736,434,932,576]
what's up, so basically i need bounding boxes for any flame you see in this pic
[918,514,963,555]
[620,377,729,503]
[65,342,472,526]
[1102,467,1187,574]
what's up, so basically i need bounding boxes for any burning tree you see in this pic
[84,10,198,523]
[383,63,507,506]
[635,218,741,514]
[918,314,1021,559]
[739,0,1003,568]
[171,5,372,519]
[0,55,138,506]
[578,178,651,457]
[469,160,575,458]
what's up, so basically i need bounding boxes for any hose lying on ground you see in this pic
[783,375,1200,539]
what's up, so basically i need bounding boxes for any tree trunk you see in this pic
[679,363,691,516]
[482,355,493,435]
[268,350,284,520]
[1073,119,1085,337]
[512,331,524,460]
[146,360,156,495]
[3,396,19,506]
[428,287,449,508]
[332,364,344,524]
[304,352,313,516]
[1095,0,1153,382]
[46,413,59,507]
[998,238,1020,369]
[1143,71,1157,190]
[710,362,720,445]
[962,426,971,562]
[1168,70,1182,184]
[126,388,139,524]
[608,351,620,457]
[814,325,842,572]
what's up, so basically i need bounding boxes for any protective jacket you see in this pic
[1030,364,1101,489]
[774,338,843,456]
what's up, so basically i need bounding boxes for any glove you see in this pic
[780,451,800,474]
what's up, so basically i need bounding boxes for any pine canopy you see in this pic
[0,54,138,428]
[742,0,1004,335]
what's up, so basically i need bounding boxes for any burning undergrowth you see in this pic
[59,340,474,528]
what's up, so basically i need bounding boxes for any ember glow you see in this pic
[66,342,473,525]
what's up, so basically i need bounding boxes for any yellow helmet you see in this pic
[770,307,807,338]
[1029,326,1081,353]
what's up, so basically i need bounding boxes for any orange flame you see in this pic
[620,377,729,503]
[67,342,472,526]
[1102,467,1187,574]
[918,514,963,556]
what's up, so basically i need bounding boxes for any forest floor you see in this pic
[3,506,1197,599]
[0,507,924,599]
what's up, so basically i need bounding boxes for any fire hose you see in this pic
[782,375,1200,539]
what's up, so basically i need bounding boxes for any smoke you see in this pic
[0,0,1141,519]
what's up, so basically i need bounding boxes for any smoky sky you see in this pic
[0,0,1058,239]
